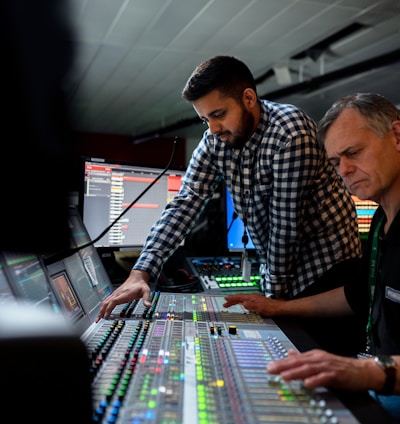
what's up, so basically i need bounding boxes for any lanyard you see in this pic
[365,215,385,352]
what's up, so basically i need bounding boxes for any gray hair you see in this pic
[317,93,400,146]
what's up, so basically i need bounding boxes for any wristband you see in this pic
[374,355,397,395]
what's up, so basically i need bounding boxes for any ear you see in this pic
[242,88,257,108]
[392,120,400,151]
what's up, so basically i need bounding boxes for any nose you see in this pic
[338,157,354,177]
[207,118,222,135]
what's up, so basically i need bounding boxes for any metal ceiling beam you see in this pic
[131,48,400,143]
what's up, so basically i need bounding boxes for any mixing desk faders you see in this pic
[83,291,362,424]
[185,256,261,293]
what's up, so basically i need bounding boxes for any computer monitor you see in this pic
[352,195,379,240]
[45,257,93,332]
[67,205,113,299]
[225,187,255,252]
[47,269,85,323]
[1,251,60,312]
[46,248,111,325]
[225,190,378,250]
[0,259,16,304]
[81,157,186,249]
[45,205,114,325]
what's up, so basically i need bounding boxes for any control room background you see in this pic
[69,0,400,168]
[2,0,400,253]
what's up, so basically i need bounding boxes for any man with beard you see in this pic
[96,56,362,353]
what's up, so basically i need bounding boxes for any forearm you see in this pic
[268,350,400,395]
[223,286,352,318]
[275,286,353,318]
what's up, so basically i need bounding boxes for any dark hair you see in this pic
[317,93,400,146]
[182,55,257,102]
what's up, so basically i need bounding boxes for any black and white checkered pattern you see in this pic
[134,100,361,298]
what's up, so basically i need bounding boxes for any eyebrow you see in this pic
[328,145,356,162]
[199,108,224,121]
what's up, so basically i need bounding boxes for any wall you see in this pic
[70,132,187,192]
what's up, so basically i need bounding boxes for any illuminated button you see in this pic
[228,326,237,335]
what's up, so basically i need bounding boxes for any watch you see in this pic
[374,355,397,395]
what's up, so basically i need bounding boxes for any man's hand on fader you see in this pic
[223,293,286,317]
[96,270,152,322]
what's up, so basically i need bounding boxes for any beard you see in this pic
[223,106,255,149]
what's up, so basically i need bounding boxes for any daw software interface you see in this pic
[81,158,185,250]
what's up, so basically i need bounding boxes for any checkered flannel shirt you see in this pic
[133,100,361,298]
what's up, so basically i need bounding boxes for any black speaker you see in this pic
[0,303,93,423]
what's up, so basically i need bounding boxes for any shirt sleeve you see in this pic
[133,135,222,281]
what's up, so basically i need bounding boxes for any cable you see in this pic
[88,137,178,248]
[207,211,238,278]
[44,137,178,263]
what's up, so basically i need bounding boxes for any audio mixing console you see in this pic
[83,291,362,424]
[185,256,261,293]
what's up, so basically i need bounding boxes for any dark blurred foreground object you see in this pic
[0,0,76,253]
[0,302,93,423]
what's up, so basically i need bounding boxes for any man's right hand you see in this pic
[96,269,152,322]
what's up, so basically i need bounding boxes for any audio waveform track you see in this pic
[82,292,361,424]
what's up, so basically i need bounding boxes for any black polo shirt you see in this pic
[345,206,400,355]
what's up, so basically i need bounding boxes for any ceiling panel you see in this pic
[66,0,400,140]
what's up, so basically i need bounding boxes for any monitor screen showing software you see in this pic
[225,187,255,252]
[1,252,59,311]
[225,190,377,250]
[81,158,185,249]
[352,195,379,239]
